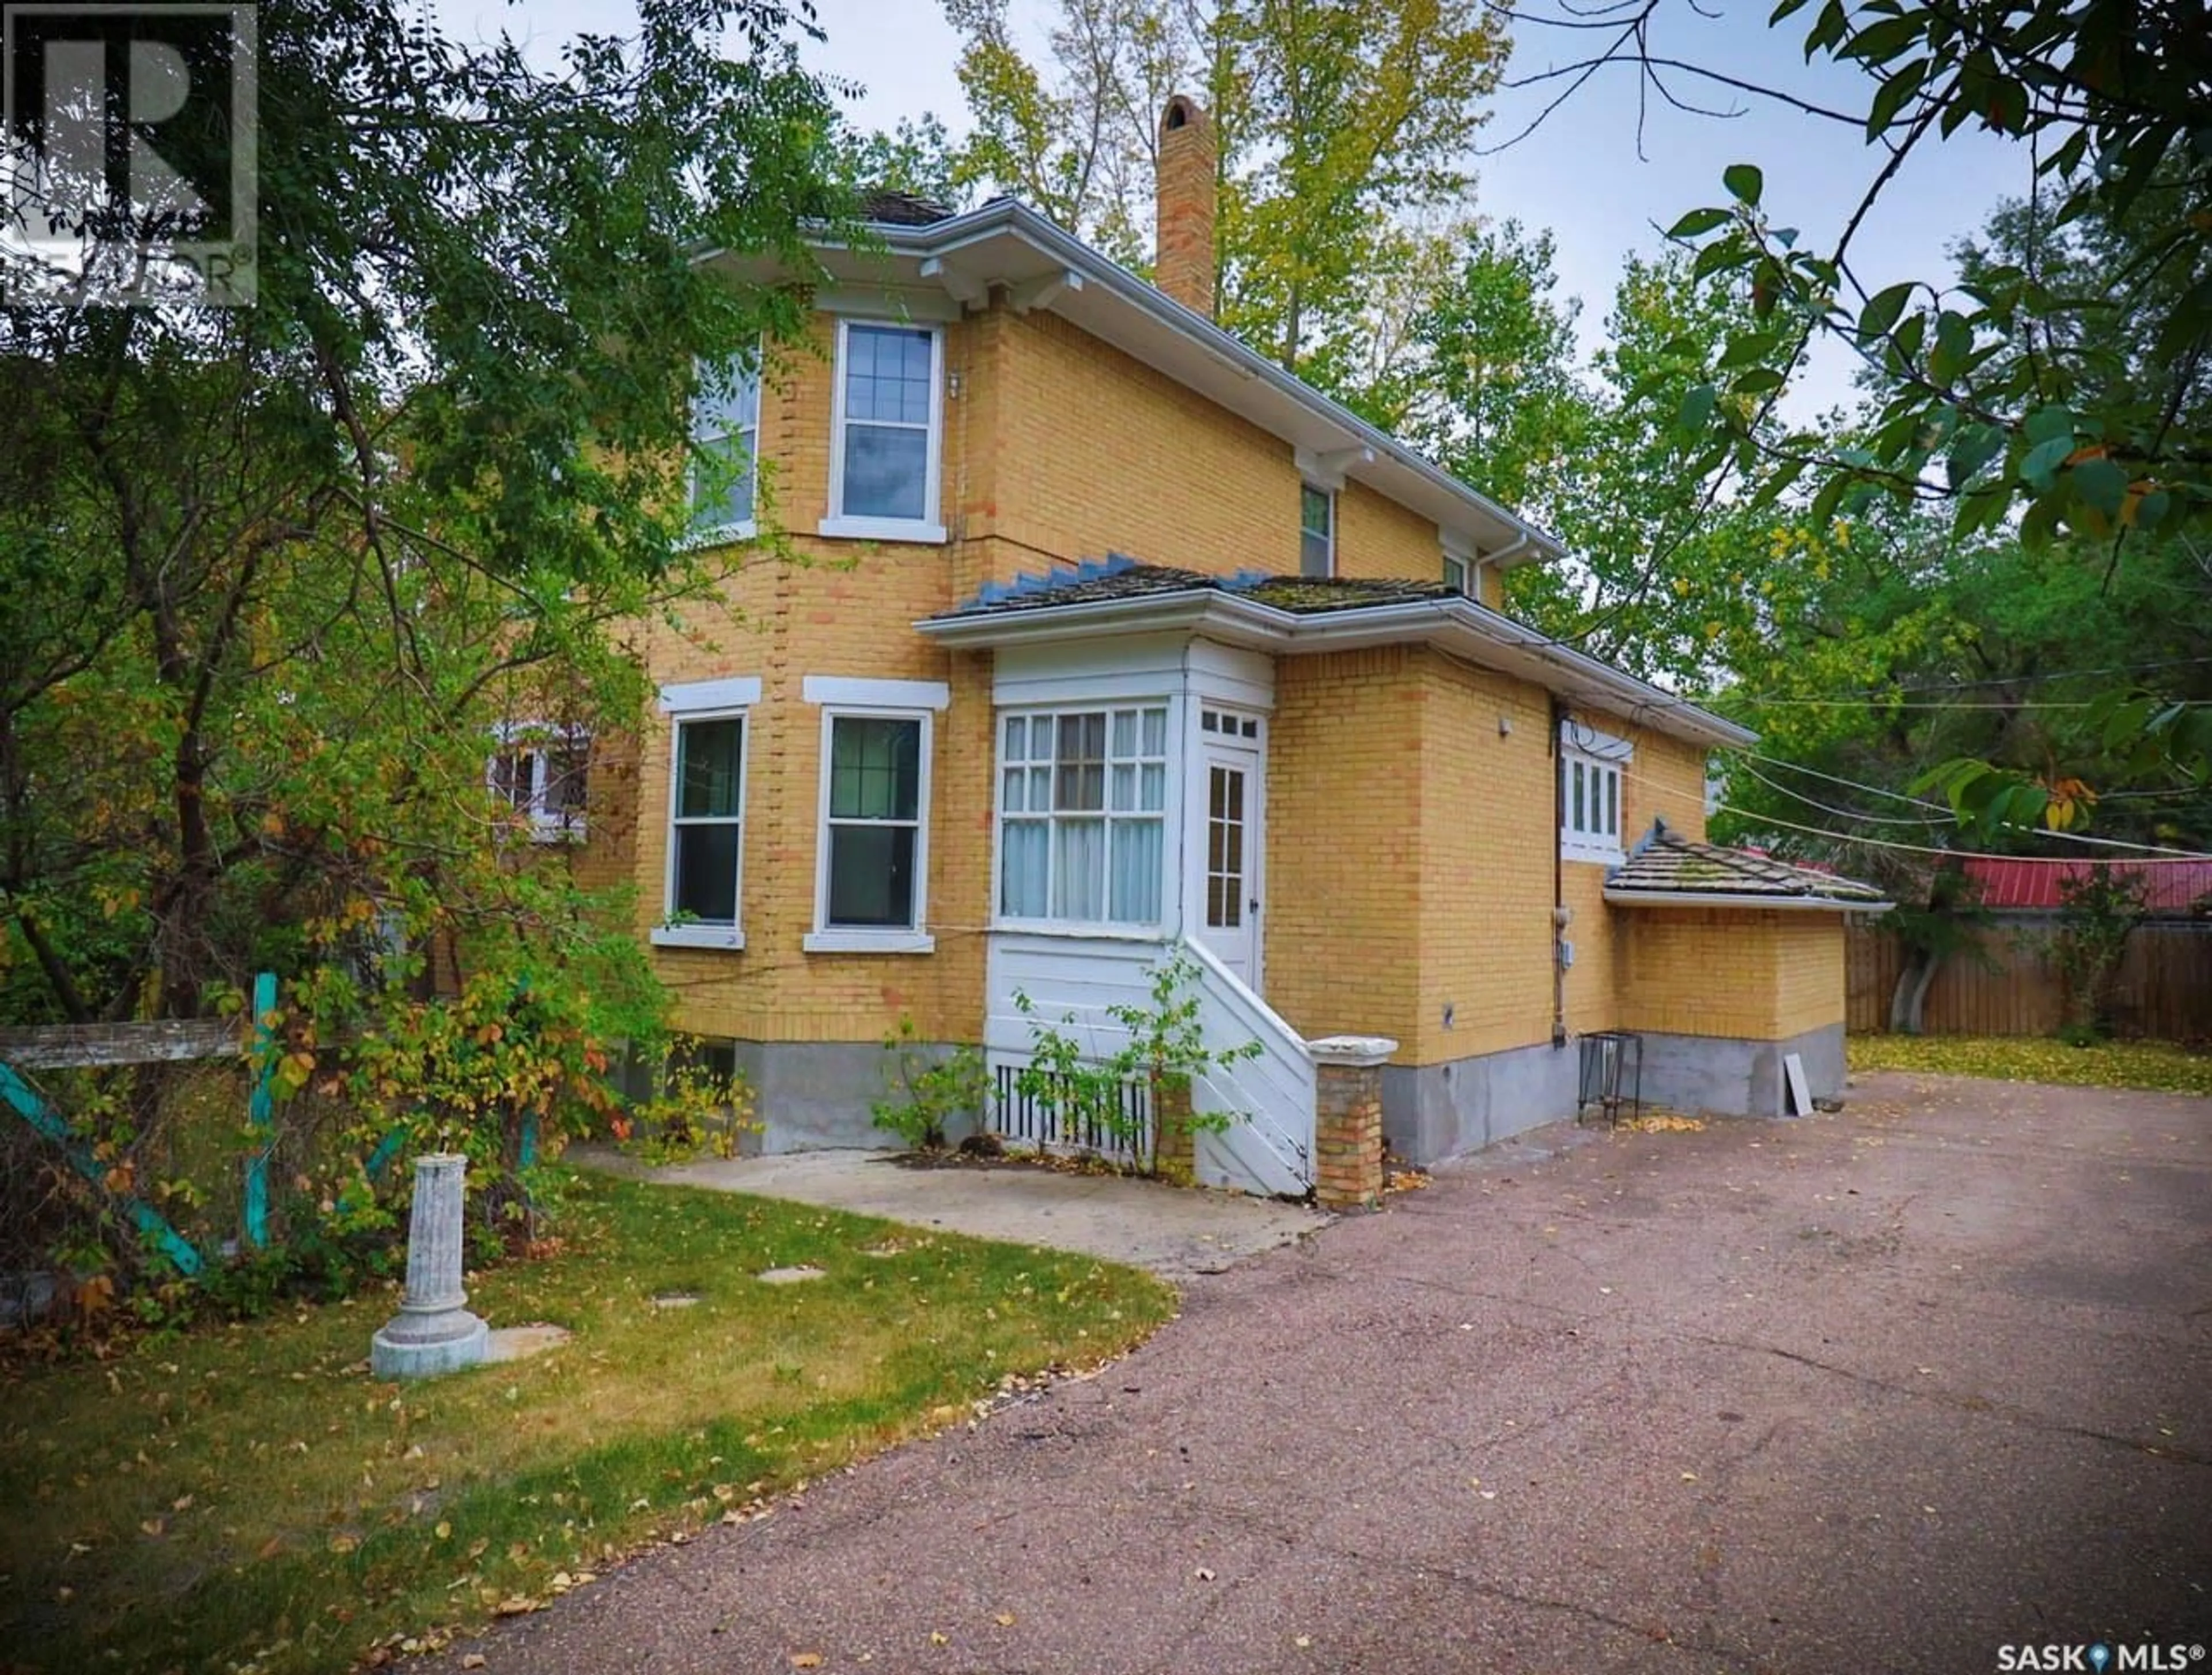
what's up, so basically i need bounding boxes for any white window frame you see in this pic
[993,702,1172,935]
[1442,551,1471,595]
[819,318,948,543]
[1560,725,1630,865]
[487,721,589,844]
[652,676,760,950]
[1299,482,1335,577]
[687,349,760,545]
[801,676,949,954]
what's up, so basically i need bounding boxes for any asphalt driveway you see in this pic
[452,1071,2211,1673]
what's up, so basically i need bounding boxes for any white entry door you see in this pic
[1196,709,1264,990]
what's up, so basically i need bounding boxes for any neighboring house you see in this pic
[580,96,1892,1201]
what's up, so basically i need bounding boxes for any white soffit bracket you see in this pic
[1295,443,1377,490]
[1006,269,1085,314]
[917,256,989,309]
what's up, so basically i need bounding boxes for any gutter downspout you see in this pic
[1550,697,1567,1050]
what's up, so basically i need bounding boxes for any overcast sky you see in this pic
[453,0,2032,417]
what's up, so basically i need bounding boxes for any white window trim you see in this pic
[819,317,948,545]
[686,349,761,546]
[1559,732,1629,865]
[1442,551,1471,596]
[1300,482,1336,577]
[487,721,589,844]
[652,689,756,951]
[804,702,938,955]
[991,702,1172,936]
[800,675,950,711]
[659,675,762,713]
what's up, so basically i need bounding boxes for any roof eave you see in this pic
[914,588,1756,751]
[844,202,1562,568]
[1603,888,1895,913]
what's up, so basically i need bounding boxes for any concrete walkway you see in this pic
[578,1146,1329,1280]
[466,1075,2211,1673]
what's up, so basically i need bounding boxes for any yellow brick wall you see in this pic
[1336,480,1452,584]
[622,289,1743,1067]
[628,550,987,1048]
[1264,647,1427,1052]
[1411,651,1559,1060]
[1615,908,1782,1037]
[965,308,1458,584]
[1771,913,1847,1037]
[1612,908,1845,1039]
[1262,648,1731,1068]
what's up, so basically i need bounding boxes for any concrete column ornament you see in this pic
[370,1154,489,1379]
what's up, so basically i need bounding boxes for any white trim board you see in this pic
[802,675,950,710]
[659,675,762,713]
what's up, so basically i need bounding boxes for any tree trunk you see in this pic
[1888,946,1943,1034]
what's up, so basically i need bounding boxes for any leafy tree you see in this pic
[941,0,1510,372]
[0,0,846,1264]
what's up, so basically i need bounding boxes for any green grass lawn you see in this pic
[1849,1033,2212,1096]
[0,1170,1176,1674]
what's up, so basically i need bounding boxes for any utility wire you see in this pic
[1737,762,1954,827]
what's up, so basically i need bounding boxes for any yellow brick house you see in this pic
[588,97,1889,1201]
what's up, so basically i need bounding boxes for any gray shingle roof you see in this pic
[933,556,1461,619]
[1607,822,1889,908]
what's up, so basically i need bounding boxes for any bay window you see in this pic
[999,706,1168,927]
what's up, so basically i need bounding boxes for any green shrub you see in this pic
[872,1018,990,1151]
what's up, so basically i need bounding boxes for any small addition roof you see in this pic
[1606,821,1892,912]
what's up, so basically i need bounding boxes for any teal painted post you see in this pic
[243,971,277,1249]
[0,1061,204,1277]
[518,1113,539,1171]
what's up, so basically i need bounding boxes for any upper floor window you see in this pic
[1560,740,1626,864]
[823,321,946,542]
[652,675,760,950]
[1442,551,1471,596]
[1300,483,1335,577]
[690,355,760,538]
[488,723,588,843]
[998,707,1169,927]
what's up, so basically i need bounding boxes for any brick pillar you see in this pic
[1152,1073,1194,1184]
[1306,1035,1396,1210]
[1154,95,1216,318]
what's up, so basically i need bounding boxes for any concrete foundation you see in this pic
[1378,1022,1849,1165]
[1634,1022,1846,1119]
[1381,1038,1581,1166]
[737,1039,975,1154]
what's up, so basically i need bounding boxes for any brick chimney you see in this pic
[1155,94,1216,318]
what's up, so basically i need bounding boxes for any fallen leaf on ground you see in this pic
[994,1612,1016,1627]
[790,1655,823,1670]
[460,1657,487,1670]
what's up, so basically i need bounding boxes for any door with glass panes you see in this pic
[1195,707,1264,990]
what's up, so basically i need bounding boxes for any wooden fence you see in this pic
[1847,917,2212,1041]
